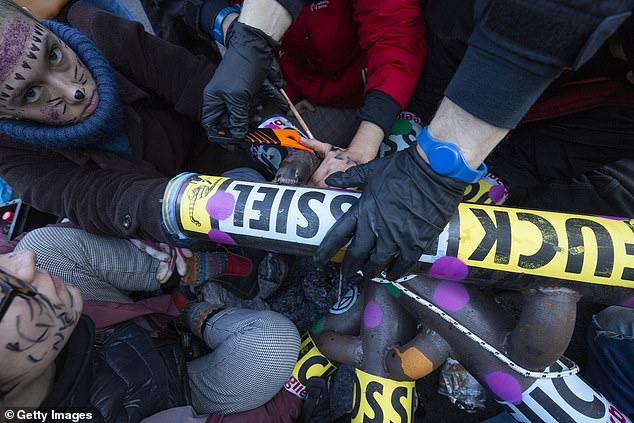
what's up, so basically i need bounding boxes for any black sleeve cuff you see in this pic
[444,37,555,129]
[445,0,633,128]
[178,0,236,41]
[357,90,402,137]
[199,0,234,37]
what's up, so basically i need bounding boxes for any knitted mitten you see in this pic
[182,252,228,286]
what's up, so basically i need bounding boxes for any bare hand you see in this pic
[299,137,362,187]
[130,239,193,284]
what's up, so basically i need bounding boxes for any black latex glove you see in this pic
[314,145,468,280]
[202,21,286,139]
[254,59,290,113]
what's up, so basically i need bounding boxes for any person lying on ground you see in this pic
[0,227,304,421]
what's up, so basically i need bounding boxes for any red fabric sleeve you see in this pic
[352,0,427,109]
[204,390,302,423]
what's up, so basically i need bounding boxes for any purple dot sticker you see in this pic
[206,192,235,221]
[488,185,507,204]
[429,256,469,281]
[363,301,383,329]
[623,296,634,308]
[207,229,237,246]
[433,281,470,311]
[591,214,627,221]
[485,372,523,405]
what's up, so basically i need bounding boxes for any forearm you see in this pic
[422,97,508,168]
[239,0,293,41]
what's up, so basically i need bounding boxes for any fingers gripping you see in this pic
[325,162,373,188]
[314,205,359,265]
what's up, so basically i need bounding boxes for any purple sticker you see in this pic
[590,214,627,221]
[623,297,634,308]
[429,256,468,281]
[433,281,470,311]
[485,372,523,405]
[363,301,383,329]
[207,229,237,246]
[206,192,235,221]
[488,185,507,204]
[0,18,31,83]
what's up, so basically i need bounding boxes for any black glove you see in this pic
[201,21,286,139]
[314,145,468,280]
[253,59,290,114]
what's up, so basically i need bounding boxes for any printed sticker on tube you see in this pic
[284,331,336,399]
[500,360,631,423]
[352,368,416,423]
[175,175,634,289]
[178,177,360,246]
[455,205,634,288]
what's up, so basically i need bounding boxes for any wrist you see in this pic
[213,6,240,45]
[357,90,402,138]
[417,126,487,183]
[238,0,292,42]
[427,97,508,168]
[347,121,384,163]
[220,12,239,44]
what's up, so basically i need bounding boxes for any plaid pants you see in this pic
[16,227,300,414]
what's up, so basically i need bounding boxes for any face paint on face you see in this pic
[0,15,98,125]
[0,251,82,386]
[0,17,30,85]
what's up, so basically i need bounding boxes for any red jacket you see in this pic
[278,0,426,133]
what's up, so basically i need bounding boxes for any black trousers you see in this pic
[487,106,634,217]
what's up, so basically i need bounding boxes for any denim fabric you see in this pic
[481,412,516,423]
[221,167,267,182]
[586,306,634,416]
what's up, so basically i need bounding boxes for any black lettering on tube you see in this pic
[232,184,253,227]
[249,186,278,231]
[565,218,614,277]
[468,209,512,264]
[517,212,558,269]
[276,189,296,234]
[297,192,326,239]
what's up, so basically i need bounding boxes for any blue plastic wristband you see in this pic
[213,5,241,46]
[417,126,487,183]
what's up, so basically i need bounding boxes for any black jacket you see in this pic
[40,316,190,423]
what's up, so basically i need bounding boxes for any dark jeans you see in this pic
[586,306,634,418]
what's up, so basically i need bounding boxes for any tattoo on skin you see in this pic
[330,146,360,166]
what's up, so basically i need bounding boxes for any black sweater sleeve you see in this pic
[445,0,634,128]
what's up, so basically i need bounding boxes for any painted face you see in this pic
[0,250,82,387]
[0,15,97,125]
